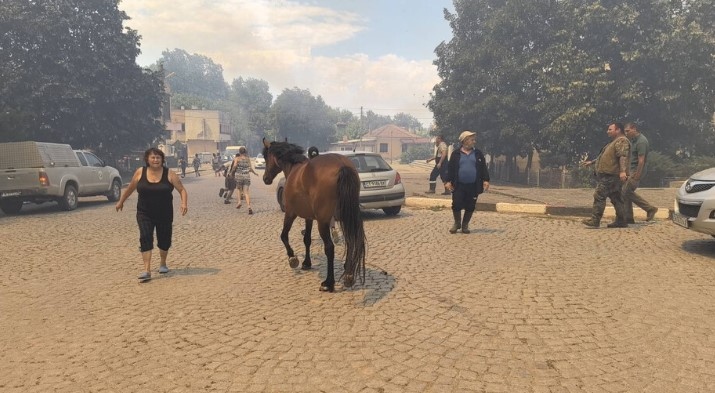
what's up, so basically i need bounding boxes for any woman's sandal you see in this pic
[236,204,241,209]
[248,208,253,215]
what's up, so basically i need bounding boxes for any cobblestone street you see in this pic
[1,169,714,392]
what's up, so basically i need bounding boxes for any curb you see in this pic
[405,197,672,220]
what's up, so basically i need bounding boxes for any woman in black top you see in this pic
[116,148,188,282]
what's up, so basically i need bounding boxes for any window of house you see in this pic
[379,143,388,153]
[402,144,409,153]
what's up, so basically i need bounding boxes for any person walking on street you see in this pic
[116,147,188,282]
[192,154,201,177]
[221,153,240,203]
[232,147,259,214]
[212,153,222,177]
[444,131,490,234]
[623,122,658,223]
[581,122,630,228]
[178,157,187,178]
[426,135,450,195]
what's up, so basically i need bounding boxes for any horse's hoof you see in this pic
[343,274,355,288]
[319,284,335,292]
[288,257,299,268]
[301,263,311,270]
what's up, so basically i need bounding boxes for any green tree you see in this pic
[157,48,229,100]
[228,77,273,147]
[429,0,557,173]
[430,0,715,169]
[0,0,165,157]
[393,112,424,132]
[272,88,336,149]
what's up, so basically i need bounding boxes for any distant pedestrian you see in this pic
[444,131,490,234]
[192,154,201,177]
[425,135,449,195]
[115,147,188,282]
[212,153,222,177]
[220,153,240,204]
[581,122,630,228]
[178,157,187,178]
[232,147,259,214]
[623,122,658,222]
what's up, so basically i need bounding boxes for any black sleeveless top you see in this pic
[136,167,174,222]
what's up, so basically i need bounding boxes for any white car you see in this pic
[673,167,715,237]
[276,151,405,216]
[254,154,266,169]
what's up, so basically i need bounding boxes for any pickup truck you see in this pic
[0,141,123,214]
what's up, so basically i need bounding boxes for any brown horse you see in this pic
[262,138,366,292]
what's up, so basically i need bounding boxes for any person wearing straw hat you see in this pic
[444,131,490,234]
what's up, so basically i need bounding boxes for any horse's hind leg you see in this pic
[317,221,335,292]
[281,214,299,268]
[302,219,313,270]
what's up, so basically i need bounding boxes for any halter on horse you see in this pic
[262,138,366,292]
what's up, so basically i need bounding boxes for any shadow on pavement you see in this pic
[291,254,395,305]
[156,267,221,277]
[680,238,715,257]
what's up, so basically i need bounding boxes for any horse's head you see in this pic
[262,138,308,185]
[262,138,282,185]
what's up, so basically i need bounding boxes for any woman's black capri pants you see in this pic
[136,214,172,252]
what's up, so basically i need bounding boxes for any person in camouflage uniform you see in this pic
[581,122,630,228]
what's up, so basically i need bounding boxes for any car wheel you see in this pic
[0,198,23,215]
[58,184,78,211]
[383,206,401,216]
[107,179,121,202]
[277,186,285,212]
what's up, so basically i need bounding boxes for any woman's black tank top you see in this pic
[136,166,174,222]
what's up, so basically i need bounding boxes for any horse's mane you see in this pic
[268,142,308,164]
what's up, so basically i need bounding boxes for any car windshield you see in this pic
[348,155,392,173]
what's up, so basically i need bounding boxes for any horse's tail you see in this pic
[336,165,366,287]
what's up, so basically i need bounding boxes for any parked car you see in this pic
[254,153,266,169]
[0,141,122,214]
[276,151,405,216]
[673,167,715,237]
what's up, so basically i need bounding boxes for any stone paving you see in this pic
[1,167,714,392]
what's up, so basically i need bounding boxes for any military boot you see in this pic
[449,210,462,234]
[461,211,473,234]
[581,218,600,228]
[426,183,436,194]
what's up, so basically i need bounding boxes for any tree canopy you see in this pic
[429,0,715,167]
[157,48,229,101]
[0,0,165,156]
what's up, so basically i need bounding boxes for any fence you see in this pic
[490,163,681,189]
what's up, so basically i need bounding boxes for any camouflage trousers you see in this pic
[590,174,626,223]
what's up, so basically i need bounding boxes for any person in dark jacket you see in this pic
[444,131,490,234]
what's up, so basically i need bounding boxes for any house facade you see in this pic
[329,124,430,163]
[163,108,233,159]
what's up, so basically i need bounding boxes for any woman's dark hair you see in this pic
[239,147,247,155]
[144,147,165,165]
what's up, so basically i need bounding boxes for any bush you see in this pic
[400,144,432,164]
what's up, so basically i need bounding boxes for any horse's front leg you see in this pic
[302,219,313,270]
[281,213,299,268]
[317,221,335,292]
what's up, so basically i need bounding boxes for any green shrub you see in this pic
[400,144,432,164]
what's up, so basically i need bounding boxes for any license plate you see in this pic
[363,180,387,189]
[672,212,690,228]
[1,191,20,198]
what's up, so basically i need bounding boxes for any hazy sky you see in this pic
[120,0,455,127]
